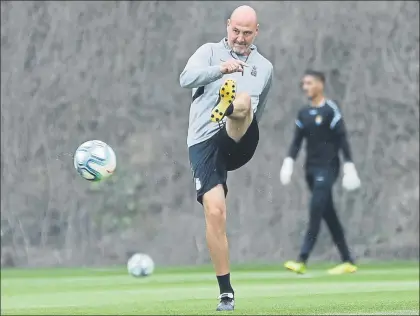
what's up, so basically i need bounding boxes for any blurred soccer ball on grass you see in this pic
[127,253,155,277]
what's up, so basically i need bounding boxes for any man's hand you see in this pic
[280,157,294,185]
[220,59,249,74]
[342,162,361,191]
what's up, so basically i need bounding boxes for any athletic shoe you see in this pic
[284,260,307,274]
[211,79,236,123]
[327,262,357,275]
[216,293,235,311]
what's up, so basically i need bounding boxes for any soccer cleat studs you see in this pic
[210,79,237,123]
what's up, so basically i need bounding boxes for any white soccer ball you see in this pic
[127,253,155,277]
[73,140,116,182]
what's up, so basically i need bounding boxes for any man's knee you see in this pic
[204,204,226,228]
[231,92,252,119]
[202,185,227,229]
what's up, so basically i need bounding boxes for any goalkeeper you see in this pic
[280,70,361,275]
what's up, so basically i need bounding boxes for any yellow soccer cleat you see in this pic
[210,79,237,123]
[327,262,358,275]
[284,260,307,274]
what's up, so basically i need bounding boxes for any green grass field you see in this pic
[1,262,419,315]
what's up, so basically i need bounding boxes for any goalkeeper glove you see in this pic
[342,162,361,191]
[280,157,294,185]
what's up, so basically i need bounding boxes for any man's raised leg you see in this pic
[211,79,254,142]
[225,92,253,142]
[202,184,235,311]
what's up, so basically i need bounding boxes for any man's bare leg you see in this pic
[202,184,230,277]
[226,92,253,142]
[204,78,254,312]
[202,184,235,311]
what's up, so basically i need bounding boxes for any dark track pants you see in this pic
[298,167,354,264]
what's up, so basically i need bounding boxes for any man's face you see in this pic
[227,19,258,55]
[301,75,324,99]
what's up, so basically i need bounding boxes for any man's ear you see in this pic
[255,23,259,36]
[227,19,231,27]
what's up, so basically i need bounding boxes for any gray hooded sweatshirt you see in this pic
[180,38,273,147]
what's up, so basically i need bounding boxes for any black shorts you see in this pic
[189,117,259,204]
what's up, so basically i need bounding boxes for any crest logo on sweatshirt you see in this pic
[315,115,323,125]
[251,65,257,77]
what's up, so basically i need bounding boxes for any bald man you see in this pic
[180,5,273,311]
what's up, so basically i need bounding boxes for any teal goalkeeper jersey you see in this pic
[180,38,273,147]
